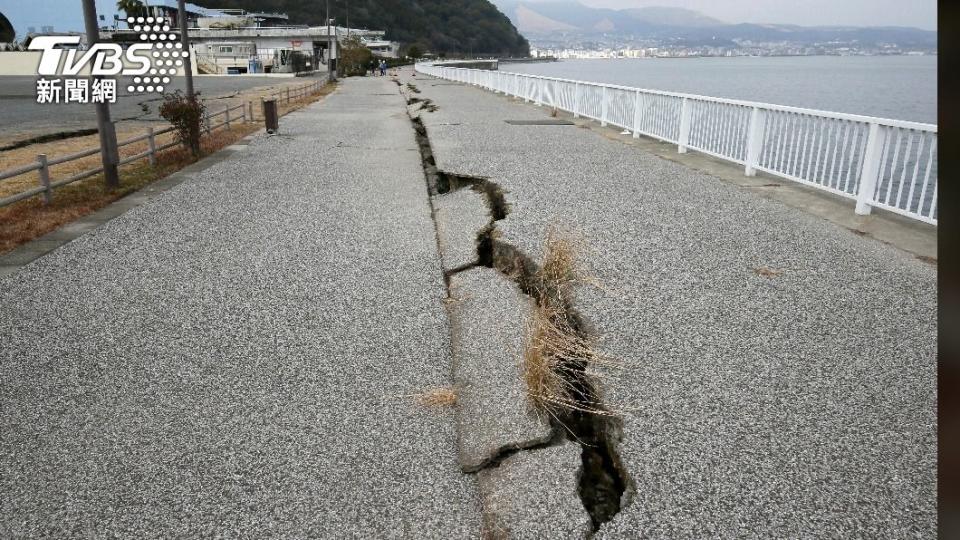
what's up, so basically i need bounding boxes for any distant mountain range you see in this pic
[491,1,936,47]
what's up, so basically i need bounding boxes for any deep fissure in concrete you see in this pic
[478,234,632,531]
[407,96,439,112]
[436,172,509,221]
[406,92,631,532]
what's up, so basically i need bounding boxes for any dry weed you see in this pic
[521,227,619,419]
[414,387,457,407]
[753,266,783,278]
[538,226,584,292]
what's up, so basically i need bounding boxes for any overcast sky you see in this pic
[572,0,937,30]
[0,0,939,39]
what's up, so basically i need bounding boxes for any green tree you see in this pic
[405,44,424,59]
[337,36,374,77]
[117,0,146,18]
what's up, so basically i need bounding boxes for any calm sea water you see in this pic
[503,56,937,124]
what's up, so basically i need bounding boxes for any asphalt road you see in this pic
[0,75,320,145]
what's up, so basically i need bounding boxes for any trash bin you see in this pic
[262,98,279,134]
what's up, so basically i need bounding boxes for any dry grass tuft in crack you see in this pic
[522,228,619,420]
[415,387,458,407]
[539,227,583,290]
[524,304,615,417]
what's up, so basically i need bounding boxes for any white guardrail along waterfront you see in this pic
[416,62,938,225]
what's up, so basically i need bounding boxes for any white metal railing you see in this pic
[416,62,938,225]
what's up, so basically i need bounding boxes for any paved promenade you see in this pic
[0,69,937,538]
[401,67,936,536]
[0,77,481,536]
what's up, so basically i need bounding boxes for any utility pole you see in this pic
[81,0,119,189]
[326,0,336,82]
[177,0,195,99]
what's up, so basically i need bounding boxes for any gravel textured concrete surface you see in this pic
[434,189,489,272]
[402,68,937,537]
[0,76,482,537]
[447,268,552,472]
[478,443,592,539]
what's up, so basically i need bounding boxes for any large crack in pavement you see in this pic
[404,84,633,534]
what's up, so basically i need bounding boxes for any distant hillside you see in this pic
[198,0,529,56]
[492,1,724,33]
[491,0,935,47]
[621,7,724,28]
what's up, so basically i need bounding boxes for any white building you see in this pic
[185,26,393,75]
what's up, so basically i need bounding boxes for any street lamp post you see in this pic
[80,0,119,189]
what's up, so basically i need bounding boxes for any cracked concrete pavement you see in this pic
[0,76,482,537]
[402,66,936,537]
[446,267,552,473]
[0,63,937,538]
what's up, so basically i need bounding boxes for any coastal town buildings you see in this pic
[1,1,399,76]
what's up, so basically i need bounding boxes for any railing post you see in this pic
[248,101,255,122]
[744,106,767,176]
[286,87,291,104]
[855,122,885,215]
[147,127,157,166]
[601,86,608,126]
[632,90,643,138]
[574,82,581,118]
[225,107,231,129]
[677,97,692,153]
[204,111,211,135]
[37,154,51,204]
[536,77,543,106]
